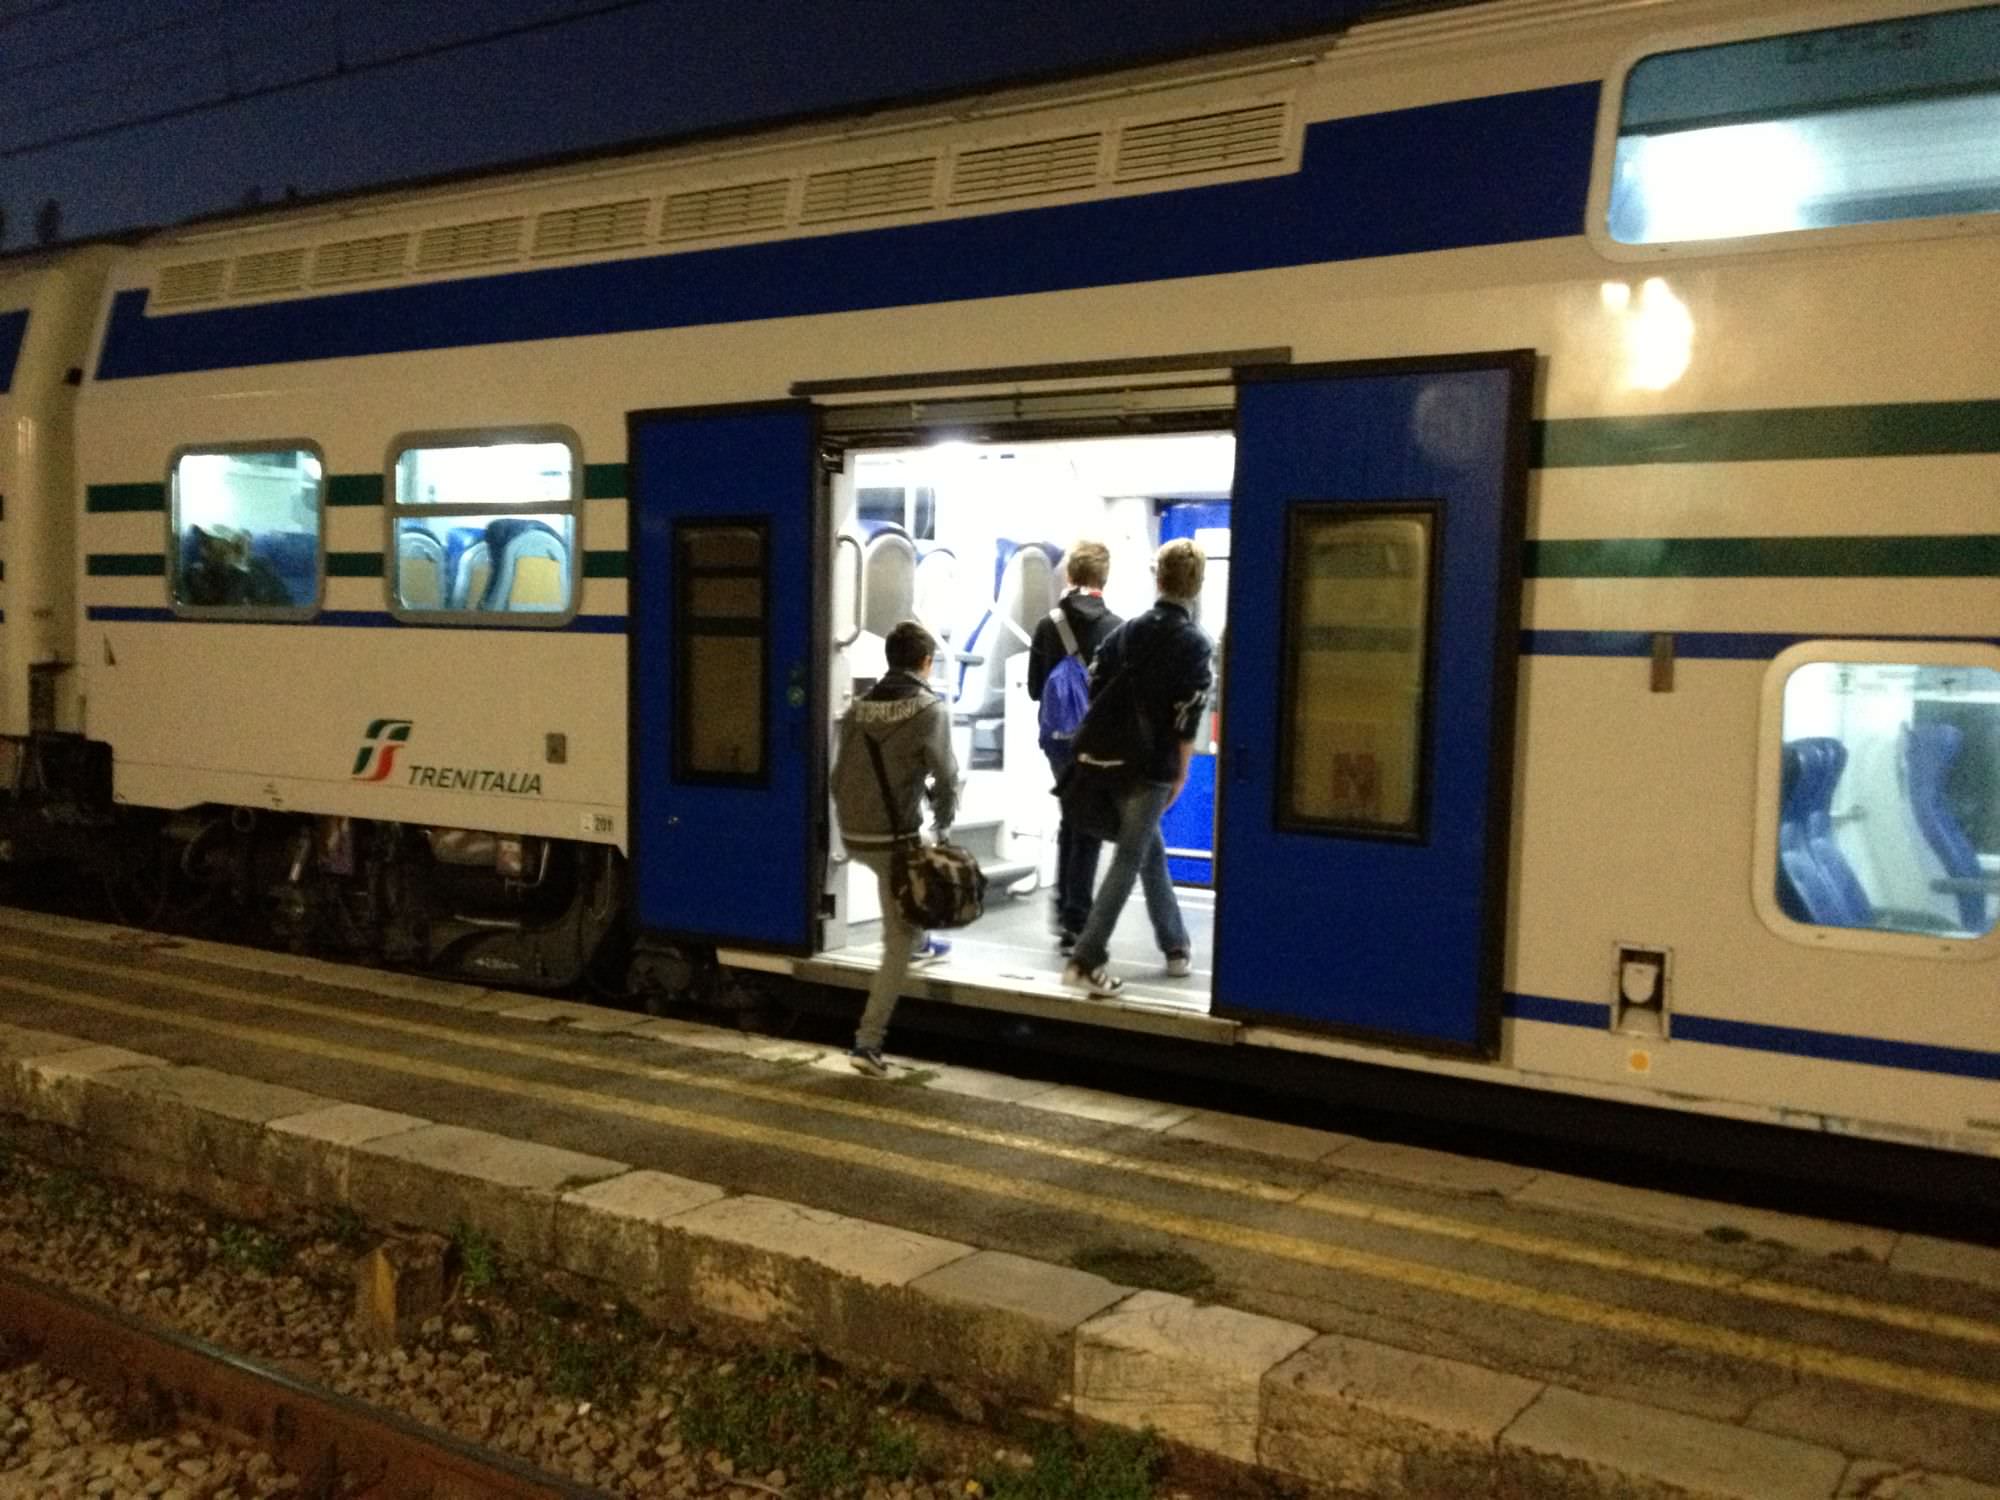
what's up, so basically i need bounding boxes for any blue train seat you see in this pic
[484,519,570,611]
[1904,722,1991,931]
[396,527,447,610]
[1776,738,1876,928]
[954,541,1057,763]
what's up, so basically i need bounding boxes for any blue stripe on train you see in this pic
[0,310,27,395]
[96,85,1601,380]
[1504,994,2000,1082]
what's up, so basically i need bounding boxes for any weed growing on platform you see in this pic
[676,1349,921,1496]
[216,1219,292,1274]
[980,1424,1163,1500]
[1068,1243,1214,1299]
[452,1222,502,1292]
[33,1168,98,1222]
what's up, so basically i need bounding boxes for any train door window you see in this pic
[169,444,324,618]
[387,429,580,623]
[1755,642,2000,957]
[1276,505,1436,838]
[675,522,767,782]
[1600,5,2000,251]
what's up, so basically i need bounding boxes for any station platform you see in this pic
[1,905,1998,1499]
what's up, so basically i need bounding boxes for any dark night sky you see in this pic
[0,0,1383,246]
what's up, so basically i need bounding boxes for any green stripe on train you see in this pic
[86,553,165,576]
[1536,400,2000,468]
[85,483,164,513]
[1531,534,2000,578]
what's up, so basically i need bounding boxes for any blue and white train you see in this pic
[2,0,1996,1173]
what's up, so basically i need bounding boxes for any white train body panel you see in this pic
[30,0,1998,1153]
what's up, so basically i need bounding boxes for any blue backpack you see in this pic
[1038,608,1091,757]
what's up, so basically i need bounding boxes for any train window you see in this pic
[674,522,767,782]
[1756,644,2000,957]
[1607,6,2000,247]
[169,445,324,617]
[1276,504,1437,840]
[388,431,579,623]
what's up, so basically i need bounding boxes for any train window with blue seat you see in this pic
[1757,647,2000,955]
[168,445,324,617]
[387,432,579,623]
[1602,5,2000,250]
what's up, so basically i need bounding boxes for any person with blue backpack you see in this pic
[1027,540,1122,953]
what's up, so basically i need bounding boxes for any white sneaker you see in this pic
[1165,951,1193,979]
[1061,961,1124,998]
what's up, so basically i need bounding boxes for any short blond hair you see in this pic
[1064,540,1110,589]
[1155,537,1205,601]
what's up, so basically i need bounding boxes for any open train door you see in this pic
[627,401,821,952]
[1213,354,1533,1056]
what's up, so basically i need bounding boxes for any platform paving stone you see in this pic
[555,1168,727,1312]
[0,1022,96,1061]
[1498,1385,1851,1500]
[0,1044,167,1130]
[1163,1109,1355,1162]
[78,1064,330,1207]
[346,1123,628,1265]
[1329,1138,1541,1197]
[1259,1332,1545,1496]
[1515,1170,1901,1259]
[1012,1084,1195,1131]
[1892,1234,2000,1294]
[1838,1462,2000,1499]
[1074,1289,1315,1466]
[901,1249,1130,1406]
[664,1195,973,1367]
[264,1103,430,1204]
[496,1000,609,1025]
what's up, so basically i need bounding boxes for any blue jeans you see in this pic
[1070,780,1188,972]
[1046,748,1103,936]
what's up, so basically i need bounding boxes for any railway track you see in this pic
[0,1267,607,1500]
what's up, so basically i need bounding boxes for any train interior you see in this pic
[824,431,1234,1013]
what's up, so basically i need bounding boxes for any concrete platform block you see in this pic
[1260,1333,1543,1497]
[496,1000,607,1025]
[0,1024,96,1062]
[666,1195,972,1367]
[1013,1084,1194,1132]
[263,1103,429,1205]
[347,1123,627,1265]
[901,1250,1129,1406]
[78,1065,330,1205]
[556,1169,727,1313]
[1516,1171,1899,1260]
[0,1045,167,1130]
[623,1018,759,1053]
[1839,1462,2000,1499]
[1890,1235,2000,1295]
[1075,1290,1314,1466]
[1164,1110,1355,1163]
[1328,1139,1539,1197]
[1498,1386,1849,1500]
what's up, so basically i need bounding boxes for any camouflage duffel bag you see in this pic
[890,838,987,930]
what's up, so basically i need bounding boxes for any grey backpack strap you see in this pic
[1049,606,1082,660]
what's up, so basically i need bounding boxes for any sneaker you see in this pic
[909,937,952,965]
[1061,961,1124,998]
[1165,951,1193,978]
[848,1046,889,1078]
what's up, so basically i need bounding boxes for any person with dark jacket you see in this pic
[1026,540,1122,950]
[830,620,961,1076]
[1062,538,1213,998]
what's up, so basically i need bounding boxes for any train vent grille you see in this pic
[662,179,791,242]
[533,199,650,258]
[229,248,307,298]
[312,233,411,286]
[950,133,1102,204]
[416,216,526,271]
[1114,103,1289,183]
[154,259,229,308]
[800,157,937,224]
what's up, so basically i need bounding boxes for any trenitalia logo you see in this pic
[351,719,412,782]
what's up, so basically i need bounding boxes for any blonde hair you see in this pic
[1064,540,1110,589]
[1155,537,1206,601]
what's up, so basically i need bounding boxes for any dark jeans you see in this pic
[1070,779,1189,973]
[1046,748,1103,935]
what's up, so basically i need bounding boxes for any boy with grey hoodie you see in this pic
[830,620,960,1076]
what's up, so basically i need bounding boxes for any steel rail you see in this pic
[0,1267,609,1500]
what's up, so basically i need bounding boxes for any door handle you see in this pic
[833,534,863,648]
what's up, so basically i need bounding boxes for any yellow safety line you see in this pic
[6,969,2000,1418]
[3,939,1998,1357]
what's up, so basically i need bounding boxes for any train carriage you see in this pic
[3,0,1997,1166]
